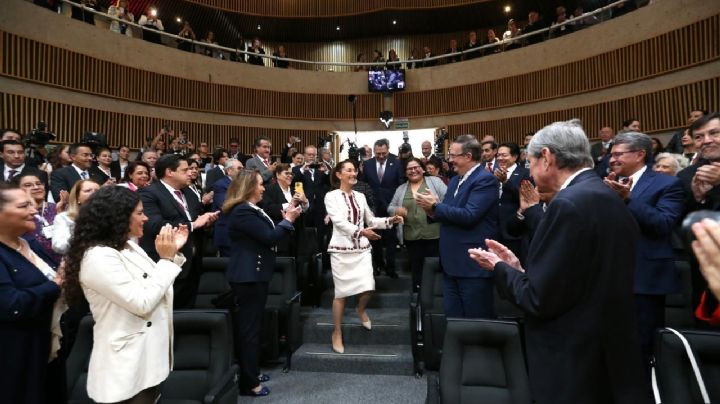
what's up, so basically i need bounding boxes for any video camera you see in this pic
[82,131,108,152]
[399,131,412,155]
[434,128,448,158]
[22,121,56,148]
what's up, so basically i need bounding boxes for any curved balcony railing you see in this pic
[59,0,630,70]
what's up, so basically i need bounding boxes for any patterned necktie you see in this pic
[80,171,88,180]
[263,159,270,167]
[174,190,188,212]
[486,162,493,172]
[7,169,17,181]
[378,161,385,182]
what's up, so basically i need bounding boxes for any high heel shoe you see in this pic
[357,310,372,331]
[240,385,270,397]
[332,332,345,354]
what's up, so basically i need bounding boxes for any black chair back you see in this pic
[421,257,446,371]
[66,316,93,404]
[439,318,531,404]
[195,257,231,309]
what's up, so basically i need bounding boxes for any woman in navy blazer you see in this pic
[222,170,301,397]
[0,183,65,404]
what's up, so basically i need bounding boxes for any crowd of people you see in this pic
[33,0,643,70]
[2,109,720,402]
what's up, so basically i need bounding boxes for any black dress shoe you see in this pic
[241,385,270,397]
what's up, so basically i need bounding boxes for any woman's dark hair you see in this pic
[331,159,357,189]
[63,186,140,306]
[651,137,665,154]
[187,158,203,189]
[11,172,46,201]
[404,157,427,173]
[122,161,151,183]
[49,145,71,171]
[274,163,290,178]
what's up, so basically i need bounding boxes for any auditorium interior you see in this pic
[1,0,719,402]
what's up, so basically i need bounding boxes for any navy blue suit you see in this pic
[212,175,232,256]
[362,156,405,272]
[0,241,63,404]
[433,164,499,318]
[493,170,648,404]
[225,202,293,392]
[626,169,685,369]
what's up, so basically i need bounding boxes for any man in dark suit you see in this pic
[204,148,228,192]
[50,143,104,201]
[245,136,276,185]
[480,140,498,172]
[494,142,532,263]
[590,126,615,163]
[604,132,685,380]
[212,158,244,257]
[109,144,131,182]
[1,140,48,188]
[665,109,707,154]
[362,138,405,278]
[416,134,499,318]
[677,112,720,315]
[292,145,330,264]
[139,154,219,308]
[469,120,648,404]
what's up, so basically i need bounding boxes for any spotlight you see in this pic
[504,5,511,13]
[392,20,397,25]
[336,25,340,31]
[175,17,182,23]
[257,24,261,30]
[379,111,394,129]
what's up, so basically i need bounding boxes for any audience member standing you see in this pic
[604,132,685,383]
[494,142,531,263]
[245,136,276,185]
[261,163,308,256]
[50,143,103,202]
[213,159,243,257]
[247,38,266,66]
[204,148,229,192]
[223,171,301,397]
[273,45,290,68]
[388,158,446,291]
[107,0,134,37]
[0,183,65,404]
[52,179,100,255]
[362,139,405,278]
[666,109,707,153]
[110,144,131,182]
[469,120,649,404]
[591,126,615,163]
[14,172,64,264]
[63,186,188,404]
[1,140,48,189]
[119,161,151,191]
[138,7,164,44]
[415,135,499,318]
[292,145,330,259]
[139,154,218,308]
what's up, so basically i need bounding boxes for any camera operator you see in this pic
[1,140,48,189]
[108,0,134,37]
[138,7,164,44]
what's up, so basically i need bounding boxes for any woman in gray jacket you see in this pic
[388,158,447,291]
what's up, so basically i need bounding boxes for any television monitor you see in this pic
[368,69,406,92]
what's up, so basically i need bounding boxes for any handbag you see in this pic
[651,327,710,404]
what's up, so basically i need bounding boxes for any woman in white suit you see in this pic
[325,160,403,354]
[62,186,188,403]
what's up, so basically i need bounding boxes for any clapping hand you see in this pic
[468,239,524,272]
[202,191,214,205]
[283,205,302,223]
[519,180,540,212]
[603,172,633,200]
[691,219,720,300]
[56,190,69,213]
[494,166,508,183]
[173,224,189,250]
[155,224,179,260]
[415,190,438,213]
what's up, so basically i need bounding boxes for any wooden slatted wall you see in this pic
[446,78,720,145]
[394,15,720,117]
[0,92,327,151]
[0,30,383,120]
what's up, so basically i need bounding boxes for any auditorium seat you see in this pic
[262,257,302,369]
[66,316,93,404]
[653,328,720,404]
[665,260,695,328]
[66,312,239,404]
[427,319,531,404]
[194,257,231,309]
[420,257,446,371]
[162,310,239,404]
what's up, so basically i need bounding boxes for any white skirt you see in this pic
[331,250,375,299]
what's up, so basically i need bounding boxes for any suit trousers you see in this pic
[173,261,200,309]
[443,274,494,318]
[371,229,398,272]
[231,282,269,391]
[405,238,439,292]
[635,294,666,367]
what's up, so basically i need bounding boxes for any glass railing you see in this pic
[56,0,632,70]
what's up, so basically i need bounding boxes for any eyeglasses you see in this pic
[609,150,639,158]
[406,166,422,172]
[448,152,469,159]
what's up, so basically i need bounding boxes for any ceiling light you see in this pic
[392,20,397,25]
[504,5,511,13]
[257,24,261,30]
[175,17,182,23]
[336,26,340,31]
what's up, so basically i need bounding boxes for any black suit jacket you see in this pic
[109,160,127,182]
[498,165,531,241]
[493,170,648,404]
[204,166,225,193]
[49,165,104,201]
[0,163,48,190]
[677,161,720,212]
[361,156,405,216]
[291,165,329,226]
[138,182,202,278]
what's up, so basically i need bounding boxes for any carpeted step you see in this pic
[320,289,411,309]
[301,308,410,345]
[291,343,415,376]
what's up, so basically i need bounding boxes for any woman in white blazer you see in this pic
[325,160,402,354]
[62,186,188,403]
